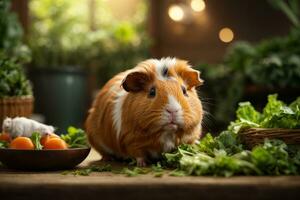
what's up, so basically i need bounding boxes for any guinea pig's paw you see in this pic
[101,154,114,161]
[136,157,147,167]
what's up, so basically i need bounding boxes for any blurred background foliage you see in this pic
[29,0,150,85]
[0,0,32,98]
[197,0,300,130]
[0,0,31,63]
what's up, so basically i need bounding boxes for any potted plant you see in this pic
[28,0,92,132]
[0,53,33,126]
[0,0,33,126]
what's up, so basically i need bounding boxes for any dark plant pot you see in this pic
[29,67,88,133]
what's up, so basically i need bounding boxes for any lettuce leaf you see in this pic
[61,126,89,148]
[0,141,8,149]
[230,94,300,131]
[30,132,43,150]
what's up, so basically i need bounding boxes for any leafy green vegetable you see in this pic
[61,126,89,148]
[162,94,300,177]
[0,52,32,97]
[230,94,300,132]
[0,141,8,148]
[120,167,151,177]
[62,164,112,176]
[30,132,43,150]
[251,140,299,175]
[163,133,300,177]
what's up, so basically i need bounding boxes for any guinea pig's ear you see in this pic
[179,68,204,89]
[122,71,151,92]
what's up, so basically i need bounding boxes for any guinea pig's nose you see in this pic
[166,108,179,114]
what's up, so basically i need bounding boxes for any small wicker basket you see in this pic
[239,128,300,148]
[0,96,34,128]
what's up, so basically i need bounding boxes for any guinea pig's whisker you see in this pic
[201,111,215,131]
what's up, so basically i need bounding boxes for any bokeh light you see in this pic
[191,0,206,12]
[219,27,234,43]
[168,5,184,21]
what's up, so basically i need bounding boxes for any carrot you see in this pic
[40,133,59,146]
[0,133,11,142]
[43,138,68,150]
[10,137,34,150]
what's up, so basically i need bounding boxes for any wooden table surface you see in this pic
[1,149,300,200]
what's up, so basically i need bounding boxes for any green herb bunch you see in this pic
[0,52,32,98]
[163,94,300,177]
[164,136,300,177]
[61,126,89,148]
[229,94,300,132]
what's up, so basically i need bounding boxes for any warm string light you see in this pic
[219,27,234,43]
[168,5,184,21]
[191,0,205,12]
[168,1,235,43]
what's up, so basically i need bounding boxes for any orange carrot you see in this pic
[43,138,68,150]
[10,137,34,150]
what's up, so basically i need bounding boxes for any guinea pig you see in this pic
[85,57,204,166]
[2,117,55,138]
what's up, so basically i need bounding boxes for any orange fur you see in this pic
[85,58,204,164]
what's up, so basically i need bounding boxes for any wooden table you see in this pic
[1,150,300,200]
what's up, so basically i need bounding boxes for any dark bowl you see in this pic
[0,148,91,171]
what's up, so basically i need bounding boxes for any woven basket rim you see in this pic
[239,127,300,134]
[0,95,34,100]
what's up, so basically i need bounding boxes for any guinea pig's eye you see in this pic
[182,86,188,97]
[148,87,156,98]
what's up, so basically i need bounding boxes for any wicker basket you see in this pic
[0,96,34,128]
[239,128,300,148]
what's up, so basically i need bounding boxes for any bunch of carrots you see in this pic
[0,127,88,150]
[0,132,68,150]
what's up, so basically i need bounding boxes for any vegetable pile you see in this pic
[0,126,89,150]
[163,94,300,177]
[230,94,300,132]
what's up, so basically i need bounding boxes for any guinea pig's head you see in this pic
[121,58,204,135]
[2,117,12,133]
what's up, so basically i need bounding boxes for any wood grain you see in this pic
[0,149,300,200]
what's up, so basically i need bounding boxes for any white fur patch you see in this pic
[159,132,176,152]
[167,95,182,112]
[112,89,127,141]
[167,95,184,123]
[150,57,176,80]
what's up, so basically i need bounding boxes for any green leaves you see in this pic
[29,0,150,71]
[251,140,298,175]
[162,94,300,177]
[268,0,299,27]
[230,94,300,131]
[0,141,9,149]
[61,126,89,148]
[0,52,33,97]
[0,0,31,63]
[30,132,43,150]
[163,136,300,177]
[62,164,112,176]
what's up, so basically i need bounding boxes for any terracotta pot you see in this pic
[0,96,34,128]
